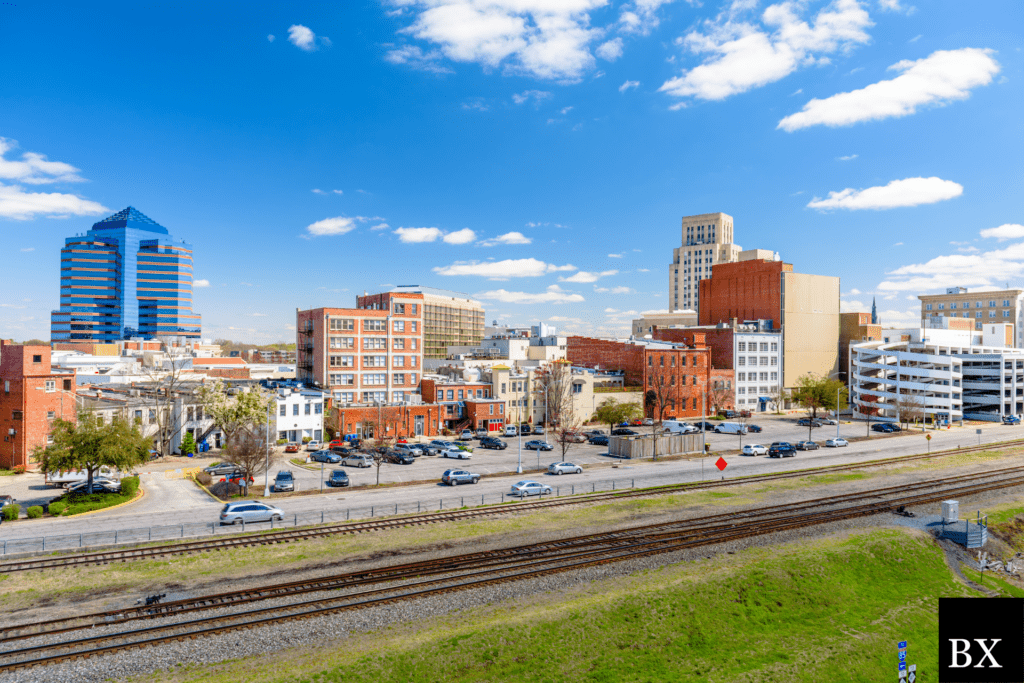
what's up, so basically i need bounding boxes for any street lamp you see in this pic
[264,400,271,497]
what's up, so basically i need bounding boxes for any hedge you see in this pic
[48,501,67,516]
[120,475,140,498]
[195,471,212,486]
[2,504,19,521]
[26,506,42,519]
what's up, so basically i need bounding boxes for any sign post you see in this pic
[926,433,931,453]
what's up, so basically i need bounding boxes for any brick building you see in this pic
[420,376,497,431]
[357,286,485,361]
[567,334,715,419]
[296,293,425,403]
[0,341,77,469]
[331,403,442,440]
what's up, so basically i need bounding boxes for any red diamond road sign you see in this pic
[715,457,727,471]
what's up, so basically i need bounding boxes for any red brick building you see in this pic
[0,341,77,469]
[567,334,714,419]
[330,403,441,440]
[419,377,504,432]
[297,292,424,403]
[698,260,789,326]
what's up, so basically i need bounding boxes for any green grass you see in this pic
[49,490,136,516]
[142,529,982,683]
[961,567,1024,597]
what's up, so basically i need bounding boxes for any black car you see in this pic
[519,425,533,435]
[795,441,819,451]
[385,451,416,465]
[611,428,637,436]
[768,442,796,458]
[326,470,350,487]
[746,424,762,433]
[692,421,717,431]
[310,450,341,464]
[479,437,507,450]
[589,434,609,445]
[872,423,897,433]
[718,410,738,419]
[66,480,121,495]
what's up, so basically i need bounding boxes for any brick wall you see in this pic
[464,399,506,431]
[641,346,712,419]
[332,403,441,439]
[698,260,787,326]
[566,336,645,385]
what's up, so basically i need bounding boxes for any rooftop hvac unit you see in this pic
[942,500,959,524]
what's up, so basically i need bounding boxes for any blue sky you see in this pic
[1,0,1020,343]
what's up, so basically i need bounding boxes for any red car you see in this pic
[223,472,254,486]
[284,443,300,453]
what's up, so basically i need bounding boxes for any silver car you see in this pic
[511,480,553,497]
[341,453,372,468]
[394,443,424,457]
[272,471,295,492]
[219,501,284,525]
[547,462,582,475]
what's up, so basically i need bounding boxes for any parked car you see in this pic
[441,448,472,460]
[741,444,767,456]
[305,441,321,451]
[66,479,121,495]
[797,418,822,427]
[385,451,416,465]
[717,410,738,419]
[768,442,796,458]
[548,462,582,475]
[713,422,747,435]
[310,450,341,464]
[818,417,838,425]
[341,453,372,468]
[272,471,295,493]
[284,443,300,454]
[641,417,655,426]
[460,429,474,440]
[475,429,488,439]
[663,421,699,435]
[588,434,609,446]
[441,469,480,486]
[0,495,15,510]
[525,440,553,451]
[326,469,350,487]
[394,443,424,457]
[225,472,255,486]
[796,441,819,451]
[219,501,284,525]
[692,421,717,431]
[584,429,605,437]
[429,440,458,450]
[504,425,519,437]
[746,424,763,433]
[611,428,637,436]
[479,437,508,450]
[511,480,553,497]
[532,425,545,435]
[871,423,898,433]
[826,438,849,448]
[203,462,240,476]
[63,475,119,491]
[520,424,533,435]
[561,432,588,443]
[1004,415,1021,425]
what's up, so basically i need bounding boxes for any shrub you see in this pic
[2,504,19,521]
[26,506,42,519]
[12,465,26,474]
[120,475,140,498]
[48,501,66,516]
[195,471,212,486]
[276,439,287,446]
[302,436,312,444]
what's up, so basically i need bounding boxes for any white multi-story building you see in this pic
[669,212,741,314]
[272,387,326,443]
[733,325,784,412]
[919,287,1024,347]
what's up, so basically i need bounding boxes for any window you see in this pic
[938,304,945,310]
[364,337,387,350]
[648,356,653,366]
[976,301,982,308]
[411,356,417,367]
[335,392,354,403]
[44,379,55,392]
[738,387,745,394]
[437,389,443,400]
[989,300,996,307]
[770,357,777,366]
[305,403,311,415]
[458,390,464,400]
[926,304,933,311]
[411,373,417,385]
[476,389,483,398]
[760,386,769,394]
[330,318,354,331]
[693,398,697,410]
[393,356,405,367]
[670,355,676,367]
[501,383,506,394]
[393,320,405,332]
[963,313,970,318]
[447,390,454,400]
[47,410,55,420]
[771,372,778,381]
[1004,310,1011,318]
[315,403,322,414]
[46,434,54,445]
[363,355,387,367]
[737,342,746,352]
[989,311,996,318]
[489,404,494,415]
[393,338,405,350]
[660,355,665,366]
[411,321,417,332]
[1004,299,1011,307]
[950,302,957,309]
[737,372,745,381]
[976,311,982,318]
[150,408,157,421]
[330,355,354,367]
[362,391,386,403]
[737,357,745,366]
[393,303,405,315]
[760,372,768,381]
[411,339,417,350]
[3,381,7,393]
[411,304,418,314]
[770,342,778,352]
[759,357,768,366]
[32,354,42,363]
[364,320,386,332]
[293,404,299,416]
[499,404,504,414]
[330,336,355,349]
[760,343,768,352]
[330,373,355,386]
[393,374,405,385]
[363,373,386,385]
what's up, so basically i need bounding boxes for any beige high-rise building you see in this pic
[918,287,1024,347]
[669,212,741,313]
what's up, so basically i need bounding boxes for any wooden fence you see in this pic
[608,433,703,459]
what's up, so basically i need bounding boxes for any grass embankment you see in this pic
[143,530,979,683]
[47,476,140,516]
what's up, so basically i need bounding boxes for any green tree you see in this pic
[792,374,848,441]
[197,381,275,456]
[180,432,197,456]
[593,398,643,435]
[34,414,150,490]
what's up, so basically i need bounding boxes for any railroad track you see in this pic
[2,435,1021,574]
[2,465,1023,672]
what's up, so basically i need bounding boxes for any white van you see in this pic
[662,421,699,435]
[713,422,747,435]
[504,425,519,437]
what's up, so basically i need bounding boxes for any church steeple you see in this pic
[871,297,878,325]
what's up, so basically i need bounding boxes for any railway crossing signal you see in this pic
[715,457,727,471]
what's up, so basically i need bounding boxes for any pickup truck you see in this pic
[45,466,118,488]
[441,469,480,486]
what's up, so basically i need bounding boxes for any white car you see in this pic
[825,438,849,448]
[547,462,582,475]
[441,448,472,460]
[511,480,553,497]
[305,441,321,452]
[504,425,519,437]
[819,417,838,426]
[741,444,768,456]
[460,429,474,440]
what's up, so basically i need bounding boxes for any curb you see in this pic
[69,485,146,518]
[188,475,224,503]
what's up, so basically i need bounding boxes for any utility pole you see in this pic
[516,401,523,474]
[263,400,271,497]
[701,388,706,481]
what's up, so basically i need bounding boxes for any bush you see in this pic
[120,475,140,498]
[276,438,287,446]
[2,504,19,521]
[302,436,312,444]
[26,506,42,519]
[12,465,26,474]
[48,501,66,516]
[195,471,212,486]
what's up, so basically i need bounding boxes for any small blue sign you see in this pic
[898,641,907,649]
[899,651,906,661]
[899,662,907,672]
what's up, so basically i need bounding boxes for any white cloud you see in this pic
[619,79,640,92]
[893,242,903,246]
[778,48,999,131]
[660,0,872,103]
[383,45,453,73]
[878,0,913,13]
[849,288,861,295]
[0,183,109,221]
[19,247,34,252]
[475,284,584,304]
[443,228,477,244]
[268,34,275,42]
[619,0,676,35]
[877,235,1024,293]
[0,138,85,184]
[306,216,371,236]
[332,189,343,195]
[434,258,576,278]
[371,223,390,231]
[559,105,574,114]
[312,188,326,195]
[980,224,1024,241]
[395,226,444,243]
[288,24,323,51]
[839,299,867,313]
[594,285,632,294]
[193,279,211,288]
[608,253,623,258]
[480,231,532,246]
[637,268,650,272]
[837,154,858,161]
[512,89,552,105]
[559,269,618,283]
[388,1,610,81]
[604,307,618,313]
[807,176,963,211]
[596,37,624,61]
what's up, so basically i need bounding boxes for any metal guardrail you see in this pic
[0,475,642,556]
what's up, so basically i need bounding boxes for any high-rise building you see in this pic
[358,286,484,360]
[669,212,741,313]
[918,287,1024,347]
[50,207,201,343]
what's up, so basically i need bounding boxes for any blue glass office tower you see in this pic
[50,207,202,342]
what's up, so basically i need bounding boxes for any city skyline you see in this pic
[1,1,1021,343]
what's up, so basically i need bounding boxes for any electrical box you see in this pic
[942,500,959,524]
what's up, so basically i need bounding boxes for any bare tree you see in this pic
[139,352,191,458]
[767,386,785,414]
[549,369,584,462]
[644,353,676,423]
[227,425,274,492]
[707,379,735,415]
[894,392,926,430]
[362,402,401,486]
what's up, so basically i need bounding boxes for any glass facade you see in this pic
[50,207,201,342]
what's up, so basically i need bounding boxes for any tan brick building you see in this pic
[918,287,1024,347]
